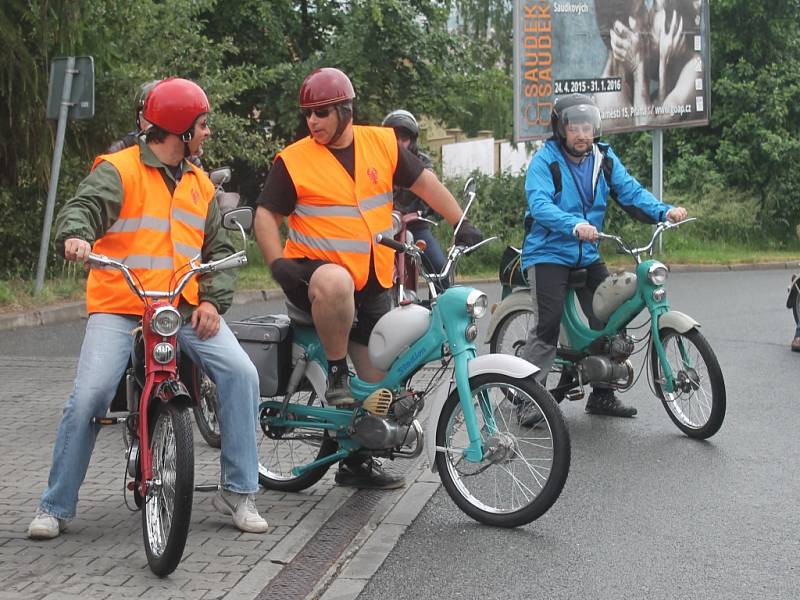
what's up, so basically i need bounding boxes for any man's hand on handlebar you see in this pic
[454,219,483,246]
[574,223,599,242]
[64,238,92,262]
[666,207,688,223]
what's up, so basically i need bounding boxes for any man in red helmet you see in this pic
[28,78,269,540]
[254,67,483,489]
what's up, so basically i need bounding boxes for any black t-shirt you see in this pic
[257,139,425,215]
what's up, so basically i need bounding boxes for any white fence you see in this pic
[439,137,540,178]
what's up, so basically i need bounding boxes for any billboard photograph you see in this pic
[513,0,711,141]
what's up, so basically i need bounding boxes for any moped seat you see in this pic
[568,268,588,289]
[285,299,314,327]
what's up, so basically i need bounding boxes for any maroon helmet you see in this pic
[299,68,355,109]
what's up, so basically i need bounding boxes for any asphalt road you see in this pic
[353,268,800,600]
[3,270,798,599]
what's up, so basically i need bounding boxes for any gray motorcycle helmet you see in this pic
[550,94,602,157]
[382,109,420,139]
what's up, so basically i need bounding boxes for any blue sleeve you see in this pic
[525,153,583,237]
[606,146,673,223]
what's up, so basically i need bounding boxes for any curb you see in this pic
[1,262,797,333]
[0,287,287,333]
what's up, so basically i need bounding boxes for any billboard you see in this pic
[513,0,710,141]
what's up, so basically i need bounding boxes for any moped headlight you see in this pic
[466,290,488,319]
[151,306,181,337]
[465,323,478,341]
[647,262,669,285]
[153,342,175,364]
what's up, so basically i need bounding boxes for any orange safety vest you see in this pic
[87,146,214,315]
[278,125,398,290]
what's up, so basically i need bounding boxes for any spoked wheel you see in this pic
[489,309,573,402]
[793,284,800,325]
[651,328,726,439]
[257,379,338,492]
[193,372,221,448]
[142,402,194,577]
[489,310,531,359]
[434,374,570,527]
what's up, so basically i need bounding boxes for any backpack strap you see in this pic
[597,143,616,201]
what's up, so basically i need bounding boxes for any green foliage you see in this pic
[3,0,800,281]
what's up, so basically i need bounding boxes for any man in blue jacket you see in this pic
[521,94,687,420]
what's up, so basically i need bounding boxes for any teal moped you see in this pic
[487,220,726,439]
[249,180,570,527]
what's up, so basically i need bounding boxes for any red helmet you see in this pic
[299,68,355,109]
[143,77,210,135]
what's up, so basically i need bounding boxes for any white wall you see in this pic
[441,138,495,178]
[440,137,539,178]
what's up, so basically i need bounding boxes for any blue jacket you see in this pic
[522,139,673,270]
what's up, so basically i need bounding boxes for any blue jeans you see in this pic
[412,227,449,290]
[39,313,261,520]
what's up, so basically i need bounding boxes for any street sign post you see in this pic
[35,56,95,293]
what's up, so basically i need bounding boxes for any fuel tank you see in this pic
[368,303,431,371]
[592,271,637,323]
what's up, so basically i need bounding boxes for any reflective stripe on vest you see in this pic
[278,126,398,290]
[87,146,214,315]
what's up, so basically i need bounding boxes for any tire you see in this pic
[257,379,338,492]
[142,402,194,577]
[651,328,726,439]
[793,285,800,325]
[193,372,221,448]
[434,374,571,527]
[489,309,572,402]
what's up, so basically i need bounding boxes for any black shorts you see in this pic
[281,258,392,346]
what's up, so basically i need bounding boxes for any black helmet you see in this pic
[551,94,602,152]
[382,109,420,140]
[134,79,160,131]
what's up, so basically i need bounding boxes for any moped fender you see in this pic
[484,287,531,343]
[155,378,192,406]
[658,310,700,334]
[424,353,539,471]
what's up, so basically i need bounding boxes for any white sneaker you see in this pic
[212,489,269,533]
[27,510,66,540]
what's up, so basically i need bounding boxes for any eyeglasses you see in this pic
[302,107,333,119]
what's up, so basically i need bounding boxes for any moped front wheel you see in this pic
[193,371,221,448]
[434,374,570,528]
[651,328,726,439]
[257,380,338,492]
[489,309,572,402]
[142,402,194,577]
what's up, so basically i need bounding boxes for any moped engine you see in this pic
[577,333,635,389]
[350,389,423,453]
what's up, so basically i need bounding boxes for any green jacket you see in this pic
[54,140,237,314]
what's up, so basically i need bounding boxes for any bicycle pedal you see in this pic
[565,389,585,401]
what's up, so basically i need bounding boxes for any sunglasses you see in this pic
[302,107,333,119]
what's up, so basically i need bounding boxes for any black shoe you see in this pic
[585,390,637,418]
[516,400,545,428]
[326,367,354,407]
[334,458,406,490]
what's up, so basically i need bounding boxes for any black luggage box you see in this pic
[230,315,292,397]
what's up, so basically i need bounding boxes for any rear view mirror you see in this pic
[222,207,253,233]
[209,167,232,186]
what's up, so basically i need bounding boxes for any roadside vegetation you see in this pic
[2,1,799,310]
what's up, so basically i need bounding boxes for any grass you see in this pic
[3,239,800,314]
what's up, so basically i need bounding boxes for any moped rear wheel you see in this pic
[193,371,221,448]
[651,328,726,439]
[142,402,194,577]
[257,380,338,492]
[434,374,570,527]
[489,309,572,402]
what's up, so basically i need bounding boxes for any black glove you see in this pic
[270,258,306,291]
[454,219,483,247]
